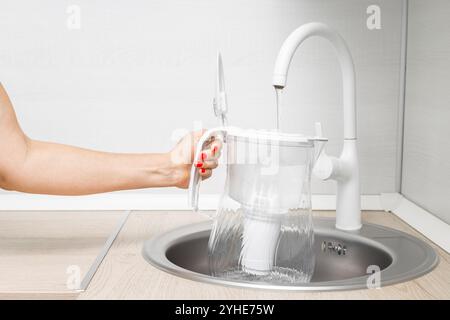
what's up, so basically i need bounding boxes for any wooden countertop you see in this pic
[0,210,448,299]
[80,211,450,300]
[0,211,126,299]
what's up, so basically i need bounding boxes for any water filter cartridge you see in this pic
[240,212,281,275]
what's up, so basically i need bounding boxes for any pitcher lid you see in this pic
[226,127,327,147]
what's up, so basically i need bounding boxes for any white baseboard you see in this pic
[1,192,448,253]
[381,193,450,253]
[0,193,382,211]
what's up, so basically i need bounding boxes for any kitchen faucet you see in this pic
[273,22,361,230]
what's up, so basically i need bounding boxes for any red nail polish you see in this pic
[201,152,207,161]
[212,146,218,155]
[195,162,203,168]
[201,168,206,173]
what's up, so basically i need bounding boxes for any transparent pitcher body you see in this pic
[207,131,323,284]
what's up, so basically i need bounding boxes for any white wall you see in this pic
[0,0,404,199]
[402,0,450,224]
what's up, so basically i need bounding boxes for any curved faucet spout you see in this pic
[273,23,361,231]
[273,22,356,140]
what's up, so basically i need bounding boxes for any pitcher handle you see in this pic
[188,127,228,213]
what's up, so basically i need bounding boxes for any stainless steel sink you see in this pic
[142,217,438,291]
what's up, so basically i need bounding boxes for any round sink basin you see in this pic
[142,217,438,291]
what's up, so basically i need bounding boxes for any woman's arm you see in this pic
[0,84,219,195]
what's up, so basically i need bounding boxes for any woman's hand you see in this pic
[169,130,222,189]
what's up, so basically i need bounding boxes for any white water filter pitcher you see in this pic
[188,127,326,283]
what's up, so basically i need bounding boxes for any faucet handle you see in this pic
[313,122,338,181]
[314,122,324,138]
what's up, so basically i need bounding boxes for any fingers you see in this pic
[194,138,223,180]
[202,159,218,169]
[210,140,223,158]
[194,158,217,170]
[197,140,222,162]
[199,168,212,180]
[201,140,223,160]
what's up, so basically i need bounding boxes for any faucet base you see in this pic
[335,139,361,231]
